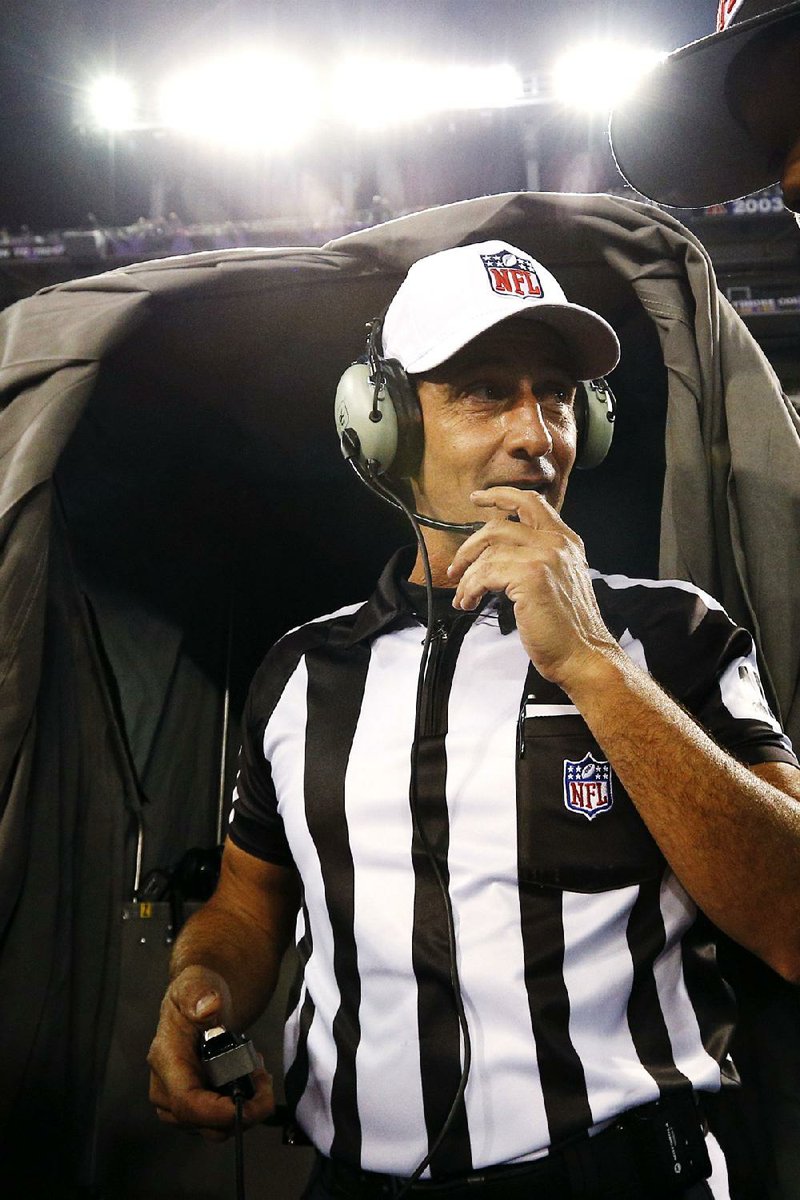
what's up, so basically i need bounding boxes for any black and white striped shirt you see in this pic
[229,549,797,1178]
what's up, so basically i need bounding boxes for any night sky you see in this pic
[0,0,717,232]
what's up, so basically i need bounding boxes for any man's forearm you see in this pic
[168,900,286,1030]
[565,644,800,980]
[167,844,301,1030]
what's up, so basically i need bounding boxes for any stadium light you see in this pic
[551,43,667,115]
[158,52,320,151]
[332,59,524,130]
[85,75,139,131]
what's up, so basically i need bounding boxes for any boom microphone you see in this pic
[340,427,484,535]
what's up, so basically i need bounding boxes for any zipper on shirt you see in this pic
[420,620,449,737]
[518,700,529,759]
[419,617,473,738]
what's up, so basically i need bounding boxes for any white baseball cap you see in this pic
[610,0,800,207]
[381,240,621,382]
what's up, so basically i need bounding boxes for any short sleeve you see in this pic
[693,619,798,768]
[227,673,295,867]
[594,574,798,771]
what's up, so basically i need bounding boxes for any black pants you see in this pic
[300,1155,717,1200]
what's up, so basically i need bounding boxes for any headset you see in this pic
[334,314,617,532]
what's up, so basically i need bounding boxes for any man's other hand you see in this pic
[147,964,276,1142]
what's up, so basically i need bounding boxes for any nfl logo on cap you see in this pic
[481,248,544,300]
[563,753,614,820]
[379,238,621,380]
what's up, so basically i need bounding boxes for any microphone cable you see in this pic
[354,462,474,1196]
[233,1089,246,1200]
[343,444,483,536]
[200,1027,261,1200]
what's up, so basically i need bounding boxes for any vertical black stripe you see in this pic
[626,877,692,1092]
[516,662,592,1143]
[284,995,316,1114]
[284,898,312,1022]
[518,884,593,1142]
[411,736,472,1177]
[681,916,737,1070]
[411,620,474,1178]
[284,901,315,1114]
[303,640,371,1166]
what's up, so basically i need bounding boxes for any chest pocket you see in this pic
[516,704,665,893]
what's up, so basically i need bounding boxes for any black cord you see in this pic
[233,1088,246,1200]
[345,455,483,535]
[366,469,473,1197]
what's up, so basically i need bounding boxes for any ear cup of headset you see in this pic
[575,378,616,470]
[335,363,399,473]
[378,358,424,478]
[334,356,424,479]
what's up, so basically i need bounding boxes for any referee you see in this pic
[147,240,800,1200]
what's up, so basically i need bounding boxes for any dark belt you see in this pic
[316,1091,712,1200]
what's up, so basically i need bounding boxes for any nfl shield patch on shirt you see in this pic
[563,753,614,821]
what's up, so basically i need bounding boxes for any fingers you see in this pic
[448,487,569,579]
[149,1067,236,1131]
[451,543,541,612]
[448,487,578,600]
[153,1102,233,1144]
[447,518,533,586]
[147,966,272,1137]
[147,972,223,1093]
[149,1059,276,1137]
[469,487,567,528]
[446,518,560,612]
[168,965,232,1028]
[241,1066,277,1126]
[446,487,582,611]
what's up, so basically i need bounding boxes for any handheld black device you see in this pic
[200,1025,259,1099]
[200,1025,261,1200]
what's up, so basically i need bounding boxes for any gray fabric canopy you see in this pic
[1,191,798,1194]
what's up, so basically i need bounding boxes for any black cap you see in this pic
[609,1,800,207]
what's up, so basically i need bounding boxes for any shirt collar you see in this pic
[343,546,518,646]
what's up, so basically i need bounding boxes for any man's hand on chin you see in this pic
[446,485,619,688]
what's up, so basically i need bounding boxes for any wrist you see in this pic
[555,640,630,705]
